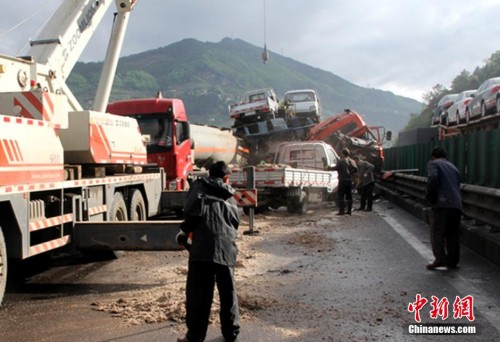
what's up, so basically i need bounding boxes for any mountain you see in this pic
[68,38,423,134]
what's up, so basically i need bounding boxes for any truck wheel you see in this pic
[85,192,128,261]
[286,197,297,214]
[296,191,309,215]
[0,227,6,306]
[110,192,128,221]
[109,193,128,258]
[129,189,146,221]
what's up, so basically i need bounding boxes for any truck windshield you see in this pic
[134,115,173,152]
[247,92,266,102]
[285,92,315,103]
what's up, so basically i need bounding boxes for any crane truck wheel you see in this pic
[107,192,128,259]
[82,192,128,261]
[110,192,128,221]
[0,227,7,306]
[128,189,146,221]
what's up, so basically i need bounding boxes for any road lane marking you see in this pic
[380,211,500,333]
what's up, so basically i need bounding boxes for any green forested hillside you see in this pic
[68,38,422,133]
[404,51,500,131]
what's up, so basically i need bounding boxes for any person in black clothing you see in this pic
[425,146,463,270]
[353,155,375,211]
[176,161,240,342]
[330,148,358,215]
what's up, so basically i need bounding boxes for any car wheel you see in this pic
[440,112,446,126]
[481,102,487,117]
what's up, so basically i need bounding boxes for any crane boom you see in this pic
[28,0,112,81]
[26,0,114,110]
[93,0,136,112]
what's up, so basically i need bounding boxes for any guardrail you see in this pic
[378,172,500,231]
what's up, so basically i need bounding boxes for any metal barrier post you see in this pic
[243,166,259,235]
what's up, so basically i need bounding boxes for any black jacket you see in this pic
[426,158,462,210]
[331,157,357,182]
[180,177,240,267]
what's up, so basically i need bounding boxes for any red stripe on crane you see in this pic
[2,139,15,162]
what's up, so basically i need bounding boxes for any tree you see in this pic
[451,70,473,92]
[422,84,445,105]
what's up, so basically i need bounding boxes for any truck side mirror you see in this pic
[142,134,151,144]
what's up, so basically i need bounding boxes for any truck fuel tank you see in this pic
[190,124,240,168]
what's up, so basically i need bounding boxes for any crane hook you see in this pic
[262,44,269,64]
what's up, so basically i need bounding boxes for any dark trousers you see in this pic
[359,182,375,210]
[337,180,353,213]
[186,261,240,342]
[429,208,461,266]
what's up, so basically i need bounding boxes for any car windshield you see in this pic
[438,94,458,106]
[459,90,475,100]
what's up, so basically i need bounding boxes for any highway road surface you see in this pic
[0,199,499,341]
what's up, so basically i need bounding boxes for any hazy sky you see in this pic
[2,0,500,102]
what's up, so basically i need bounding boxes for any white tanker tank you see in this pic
[190,124,245,169]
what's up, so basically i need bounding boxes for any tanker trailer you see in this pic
[190,123,246,170]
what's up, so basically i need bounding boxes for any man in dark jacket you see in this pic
[425,146,463,270]
[176,161,240,342]
[330,148,358,215]
[353,156,375,211]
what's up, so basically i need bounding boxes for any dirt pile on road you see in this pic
[89,205,337,327]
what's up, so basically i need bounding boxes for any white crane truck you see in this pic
[0,0,193,306]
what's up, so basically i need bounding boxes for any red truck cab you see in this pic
[107,97,192,191]
[307,109,390,172]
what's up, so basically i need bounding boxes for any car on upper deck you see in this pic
[446,89,476,125]
[431,93,458,126]
[282,89,321,124]
[465,77,500,122]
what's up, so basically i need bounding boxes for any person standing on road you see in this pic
[330,148,358,215]
[176,161,241,342]
[425,146,463,270]
[353,155,375,211]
